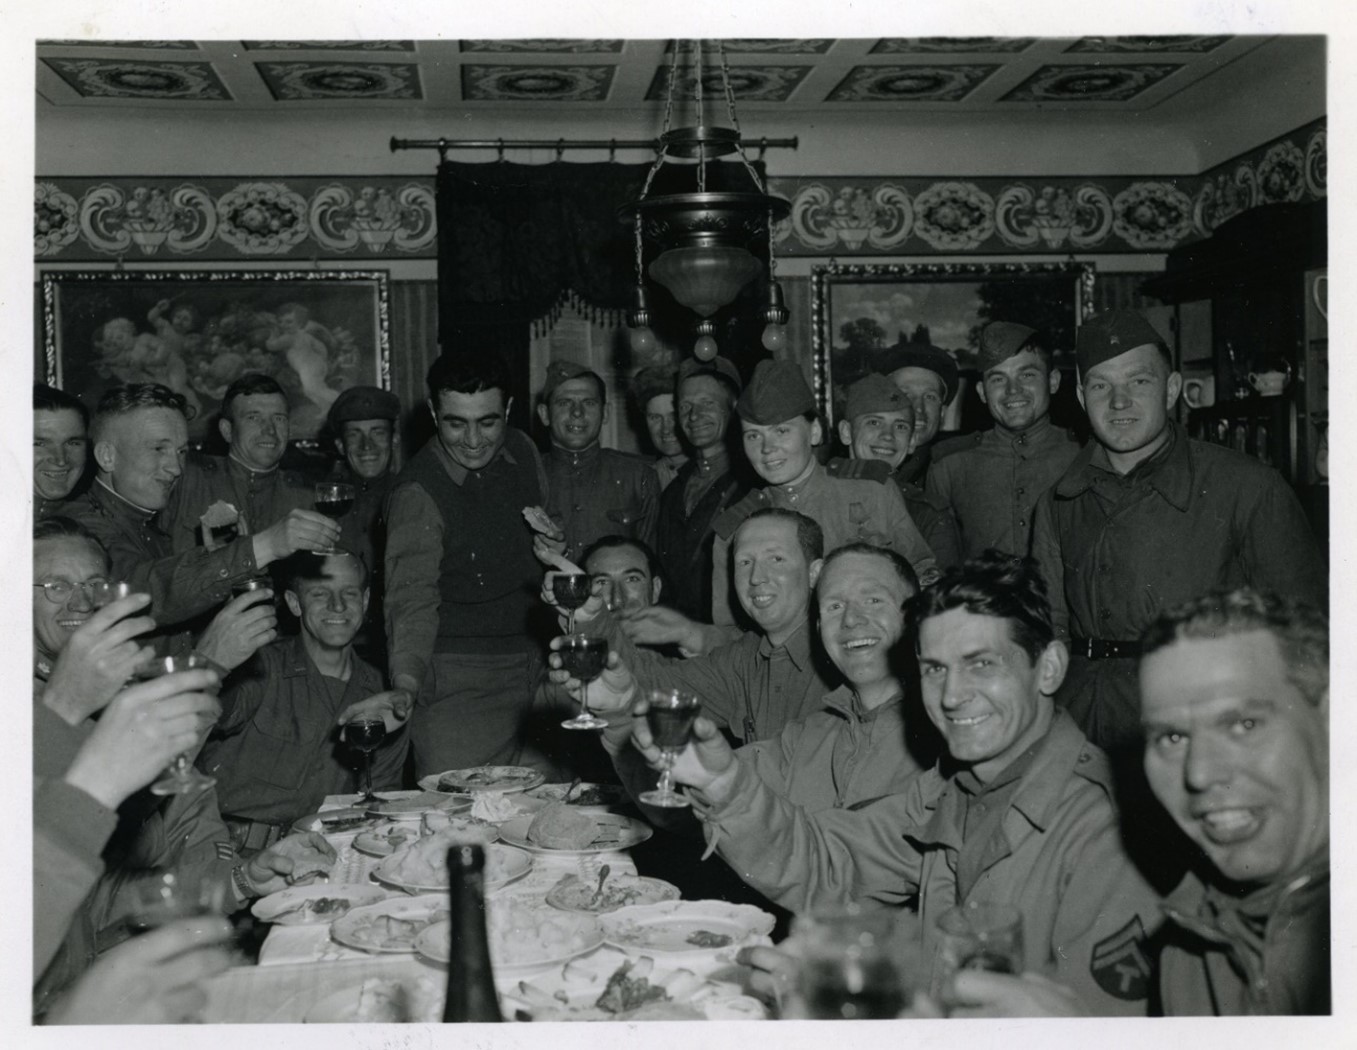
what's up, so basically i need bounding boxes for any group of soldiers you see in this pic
[31,304,1329,1019]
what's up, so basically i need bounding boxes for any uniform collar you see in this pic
[774,460,826,501]
[757,615,815,669]
[227,451,281,478]
[694,446,730,477]
[1054,421,1193,511]
[989,415,1056,447]
[94,476,157,521]
[549,442,602,470]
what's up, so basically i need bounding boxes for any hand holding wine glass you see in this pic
[782,906,923,1020]
[343,716,388,805]
[137,653,222,796]
[546,636,635,716]
[628,695,738,802]
[931,901,1026,1012]
[550,572,594,634]
[312,482,355,553]
[556,634,610,730]
[637,688,702,807]
[40,590,157,722]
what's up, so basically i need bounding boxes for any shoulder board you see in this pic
[712,489,770,540]
[931,432,981,462]
[825,457,892,483]
[601,448,652,466]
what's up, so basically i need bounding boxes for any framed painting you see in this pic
[810,261,1094,426]
[41,269,391,443]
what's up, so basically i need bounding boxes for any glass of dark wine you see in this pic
[557,634,609,731]
[932,901,1025,1007]
[638,688,701,808]
[137,653,220,796]
[551,573,593,634]
[90,579,136,609]
[313,482,355,554]
[785,905,921,1020]
[344,717,388,805]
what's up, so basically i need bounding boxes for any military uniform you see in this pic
[164,452,313,555]
[692,711,1162,1016]
[709,460,938,624]
[927,417,1082,559]
[1157,853,1329,1015]
[1031,424,1327,749]
[545,444,659,560]
[200,636,409,831]
[827,457,962,571]
[655,448,750,620]
[66,479,261,645]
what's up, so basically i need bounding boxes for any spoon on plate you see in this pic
[590,864,611,905]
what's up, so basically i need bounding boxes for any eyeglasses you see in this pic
[33,578,109,604]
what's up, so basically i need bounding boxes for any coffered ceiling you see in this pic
[36,35,1298,114]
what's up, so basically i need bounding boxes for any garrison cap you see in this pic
[976,321,1039,373]
[678,354,743,395]
[328,386,400,428]
[843,373,912,421]
[878,342,960,404]
[736,359,815,425]
[631,364,678,409]
[543,359,605,401]
[1076,310,1167,375]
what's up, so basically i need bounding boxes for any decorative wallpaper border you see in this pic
[34,119,1323,262]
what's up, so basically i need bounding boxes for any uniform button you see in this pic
[574,504,583,512]
[1019,519,1026,527]
[218,569,228,578]
[1016,488,1025,496]
[1100,608,1112,619]
[469,551,476,560]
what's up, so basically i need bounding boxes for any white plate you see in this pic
[599,900,776,955]
[546,874,680,915]
[291,808,386,836]
[499,950,764,1021]
[414,910,604,973]
[354,816,498,858]
[365,791,473,821]
[498,813,652,856]
[330,894,449,953]
[420,765,546,794]
[373,842,533,894]
[524,782,629,813]
[251,884,388,925]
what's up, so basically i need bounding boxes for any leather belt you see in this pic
[224,817,286,854]
[1069,637,1142,660]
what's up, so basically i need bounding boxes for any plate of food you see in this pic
[415,899,603,973]
[499,952,766,1021]
[291,808,389,836]
[419,766,546,795]
[373,836,533,894]
[330,894,449,954]
[599,901,776,956]
[354,814,498,858]
[545,873,680,915]
[498,806,652,856]
[365,791,474,821]
[302,974,443,1023]
[523,782,629,813]
[251,884,389,926]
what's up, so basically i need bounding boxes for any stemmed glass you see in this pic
[557,635,609,731]
[638,688,701,808]
[313,482,355,554]
[344,718,388,806]
[126,868,227,935]
[552,573,593,634]
[90,580,136,608]
[138,653,220,796]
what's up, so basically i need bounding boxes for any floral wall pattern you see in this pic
[34,119,1322,262]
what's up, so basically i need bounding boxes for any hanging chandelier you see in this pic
[620,40,791,360]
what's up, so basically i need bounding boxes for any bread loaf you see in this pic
[526,802,597,849]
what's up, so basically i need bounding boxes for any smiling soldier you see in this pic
[927,322,1082,560]
[34,384,91,520]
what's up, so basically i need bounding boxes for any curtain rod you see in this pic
[389,135,798,159]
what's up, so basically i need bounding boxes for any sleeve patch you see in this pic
[1090,915,1152,1001]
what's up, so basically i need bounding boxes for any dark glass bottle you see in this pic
[441,844,502,1022]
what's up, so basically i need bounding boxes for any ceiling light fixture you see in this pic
[620,40,791,361]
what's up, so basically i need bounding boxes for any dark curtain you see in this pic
[436,159,767,425]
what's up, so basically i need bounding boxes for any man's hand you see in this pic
[41,593,157,723]
[63,669,222,810]
[942,971,1087,1018]
[240,832,337,898]
[252,509,341,567]
[617,606,709,654]
[628,696,738,801]
[546,637,635,715]
[46,916,234,1024]
[736,945,798,1007]
[337,689,413,734]
[195,590,277,671]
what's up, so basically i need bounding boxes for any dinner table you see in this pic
[198,781,776,1023]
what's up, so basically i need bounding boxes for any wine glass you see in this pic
[312,482,355,554]
[638,688,700,808]
[557,634,609,731]
[90,579,136,609]
[138,653,220,796]
[125,869,227,935]
[931,901,1025,1007]
[344,717,388,806]
[783,905,922,1020]
[552,573,593,634]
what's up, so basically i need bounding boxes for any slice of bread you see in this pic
[526,802,597,850]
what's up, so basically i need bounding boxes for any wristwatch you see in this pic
[231,863,255,902]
